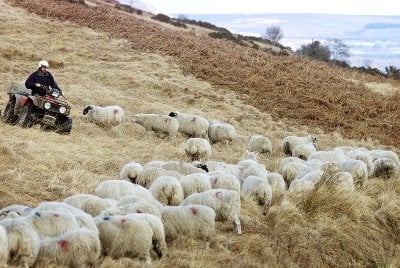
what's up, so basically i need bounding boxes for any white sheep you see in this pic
[278,157,306,173]
[335,159,368,188]
[126,213,167,259]
[208,120,237,144]
[247,135,272,157]
[209,171,241,192]
[34,202,98,234]
[240,163,269,180]
[168,111,209,138]
[281,161,313,185]
[282,134,318,156]
[183,137,212,163]
[0,217,40,268]
[132,113,179,137]
[288,179,315,193]
[370,149,400,168]
[160,205,216,248]
[373,158,399,178]
[179,173,212,198]
[181,189,241,234]
[292,143,317,160]
[64,194,117,217]
[194,160,241,178]
[0,225,8,266]
[144,160,167,168]
[346,149,374,176]
[308,149,347,163]
[149,176,184,206]
[266,173,286,194]
[95,179,156,202]
[0,204,32,219]
[95,215,153,263]
[119,162,144,183]
[137,167,182,188]
[242,176,273,213]
[36,228,101,267]
[162,161,206,175]
[28,210,80,238]
[101,202,161,218]
[83,105,125,127]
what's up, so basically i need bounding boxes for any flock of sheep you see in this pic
[0,105,399,266]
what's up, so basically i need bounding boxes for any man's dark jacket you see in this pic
[25,70,60,96]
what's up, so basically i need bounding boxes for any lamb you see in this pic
[83,105,125,127]
[0,225,8,266]
[35,228,101,267]
[242,176,273,213]
[162,161,206,175]
[137,167,182,188]
[149,176,184,206]
[95,215,153,263]
[132,113,179,137]
[0,204,32,219]
[209,171,241,192]
[126,213,167,259]
[101,202,161,218]
[282,134,318,156]
[95,179,156,202]
[373,158,399,178]
[292,143,317,160]
[179,173,212,198]
[181,189,241,234]
[183,137,212,163]
[64,194,117,217]
[0,217,40,268]
[208,120,237,144]
[247,135,272,157]
[168,111,209,138]
[160,205,216,247]
[119,162,144,183]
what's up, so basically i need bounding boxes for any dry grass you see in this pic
[7,0,400,148]
[2,0,400,267]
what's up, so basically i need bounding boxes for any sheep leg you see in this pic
[234,218,242,235]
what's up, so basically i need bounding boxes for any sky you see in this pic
[140,0,400,16]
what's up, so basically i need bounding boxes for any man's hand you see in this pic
[34,83,41,87]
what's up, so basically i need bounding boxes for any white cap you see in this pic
[38,60,49,69]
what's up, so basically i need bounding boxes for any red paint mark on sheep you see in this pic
[113,109,119,114]
[215,191,222,198]
[190,207,198,215]
[191,117,197,123]
[53,214,59,217]
[58,240,69,252]
[121,219,127,224]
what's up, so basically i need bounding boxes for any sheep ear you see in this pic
[83,106,92,115]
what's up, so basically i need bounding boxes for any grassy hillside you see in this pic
[1,0,400,267]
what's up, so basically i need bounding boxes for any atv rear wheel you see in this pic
[56,116,72,134]
[18,105,35,128]
[1,99,18,125]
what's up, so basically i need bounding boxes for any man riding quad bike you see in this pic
[1,83,73,134]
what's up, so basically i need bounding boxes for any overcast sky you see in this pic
[141,0,400,16]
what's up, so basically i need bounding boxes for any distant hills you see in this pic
[182,13,400,70]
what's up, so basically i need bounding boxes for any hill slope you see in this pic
[8,0,400,148]
[1,0,400,267]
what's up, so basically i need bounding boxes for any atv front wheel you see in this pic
[56,116,72,134]
[18,105,35,128]
[1,99,18,125]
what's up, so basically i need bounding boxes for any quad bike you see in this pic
[1,83,73,134]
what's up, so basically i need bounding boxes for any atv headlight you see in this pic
[59,106,67,114]
[44,102,51,110]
